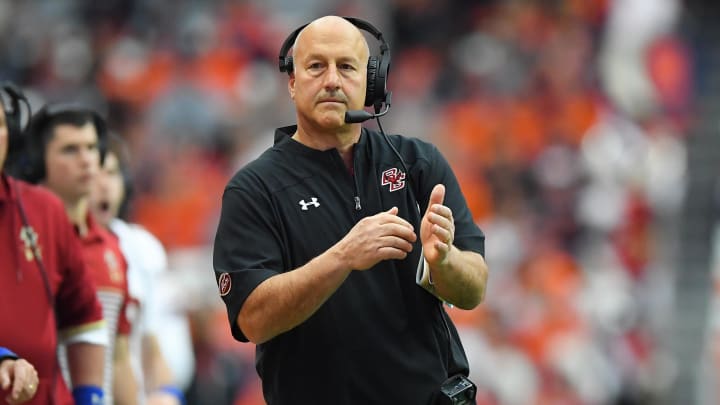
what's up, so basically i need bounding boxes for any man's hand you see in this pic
[334,206,416,271]
[0,358,39,405]
[421,184,454,267]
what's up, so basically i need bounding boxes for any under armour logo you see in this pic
[299,197,320,211]
[381,168,406,192]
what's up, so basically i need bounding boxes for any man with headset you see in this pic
[0,83,107,405]
[14,100,138,405]
[213,16,488,404]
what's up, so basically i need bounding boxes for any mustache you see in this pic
[316,91,348,103]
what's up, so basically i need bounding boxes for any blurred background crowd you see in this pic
[1,0,719,403]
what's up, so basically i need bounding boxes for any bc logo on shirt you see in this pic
[219,272,232,296]
[381,168,406,192]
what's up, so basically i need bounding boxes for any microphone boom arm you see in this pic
[344,92,392,124]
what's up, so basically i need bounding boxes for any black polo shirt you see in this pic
[213,125,485,405]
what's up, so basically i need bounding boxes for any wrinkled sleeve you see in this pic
[213,185,284,342]
[54,203,106,340]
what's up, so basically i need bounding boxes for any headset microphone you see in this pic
[344,92,392,124]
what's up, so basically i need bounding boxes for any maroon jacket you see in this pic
[0,174,104,405]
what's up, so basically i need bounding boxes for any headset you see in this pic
[19,102,108,184]
[1,82,32,169]
[278,16,392,119]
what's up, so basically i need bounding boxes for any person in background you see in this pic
[0,83,107,405]
[90,133,193,405]
[213,16,488,404]
[14,102,138,405]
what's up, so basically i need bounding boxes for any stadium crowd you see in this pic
[0,0,697,404]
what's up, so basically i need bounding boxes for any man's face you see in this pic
[289,21,369,131]
[89,151,125,227]
[0,107,7,169]
[43,122,101,203]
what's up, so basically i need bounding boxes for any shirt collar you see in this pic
[272,125,368,153]
[274,125,296,145]
[80,212,106,243]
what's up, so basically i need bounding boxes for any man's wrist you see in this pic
[72,385,104,405]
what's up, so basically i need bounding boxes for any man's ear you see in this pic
[288,74,296,100]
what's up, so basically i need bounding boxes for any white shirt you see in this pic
[110,218,195,396]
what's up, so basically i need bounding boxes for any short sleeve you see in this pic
[213,185,283,342]
[54,203,105,335]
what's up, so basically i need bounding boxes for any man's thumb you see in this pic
[386,206,399,215]
[428,184,445,207]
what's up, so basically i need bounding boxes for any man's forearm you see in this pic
[238,248,352,344]
[113,336,138,405]
[427,248,488,309]
[66,342,105,387]
[142,335,174,390]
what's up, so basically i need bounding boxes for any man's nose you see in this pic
[79,147,97,166]
[322,64,341,89]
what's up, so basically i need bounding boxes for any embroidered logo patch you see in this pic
[104,249,124,283]
[219,272,232,296]
[299,197,320,211]
[19,226,41,261]
[381,168,406,192]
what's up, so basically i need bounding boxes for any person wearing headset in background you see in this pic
[213,16,488,405]
[0,83,107,405]
[12,101,138,405]
[90,133,192,405]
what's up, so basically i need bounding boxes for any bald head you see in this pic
[292,16,370,71]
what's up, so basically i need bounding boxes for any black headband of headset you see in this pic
[278,16,389,74]
[28,102,108,149]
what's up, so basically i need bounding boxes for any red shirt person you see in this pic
[0,83,107,405]
[16,101,138,405]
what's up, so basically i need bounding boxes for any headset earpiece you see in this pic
[1,82,33,176]
[0,82,31,146]
[279,56,294,75]
[365,56,379,107]
[278,17,391,108]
